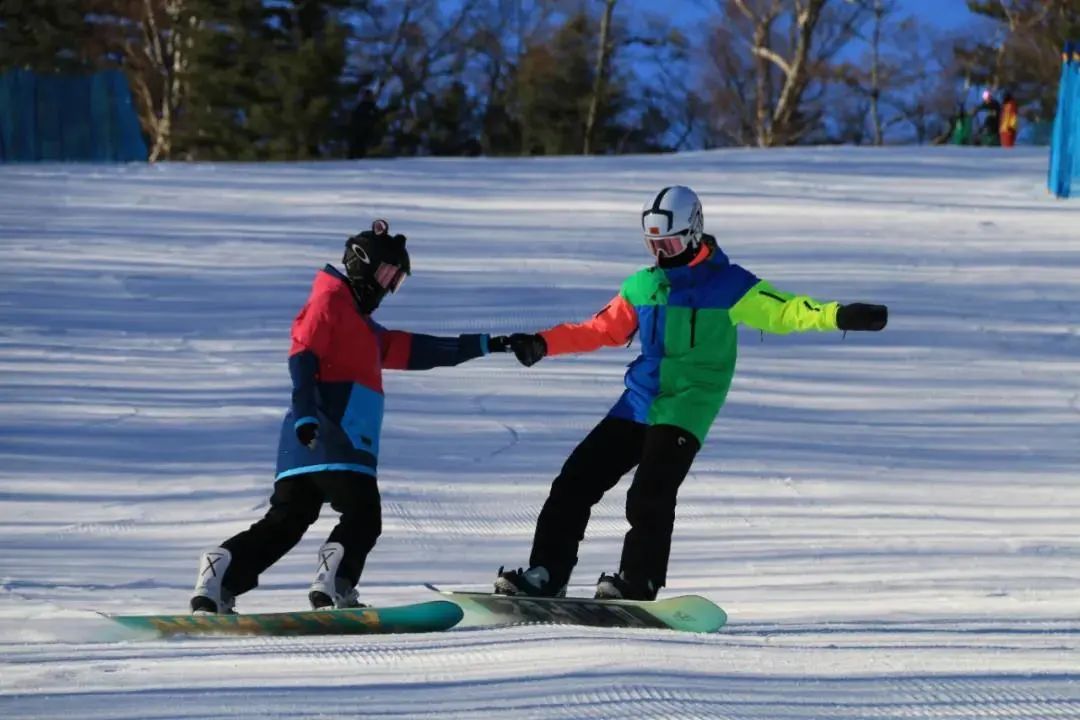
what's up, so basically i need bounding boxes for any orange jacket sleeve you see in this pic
[539,294,638,356]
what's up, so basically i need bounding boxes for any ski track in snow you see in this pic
[1,148,1078,718]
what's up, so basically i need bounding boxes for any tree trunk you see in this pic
[770,0,826,146]
[127,0,189,162]
[752,20,773,146]
[584,0,616,155]
[870,0,883,145]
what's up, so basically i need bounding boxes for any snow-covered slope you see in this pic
[1,147,1078,718]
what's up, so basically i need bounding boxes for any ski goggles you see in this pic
[374,262,407,293]
[644,230,690,259]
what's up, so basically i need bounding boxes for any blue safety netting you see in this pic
[1048,42,1080,198]
[0,69,147,162]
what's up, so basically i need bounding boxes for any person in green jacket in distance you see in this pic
[488,186,888,601]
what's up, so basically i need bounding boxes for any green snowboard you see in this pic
[109,600,463,638]
[428,585,726,634]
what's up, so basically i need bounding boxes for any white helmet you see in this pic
[641,186,703,260]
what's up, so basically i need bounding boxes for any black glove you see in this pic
[296,421,319,450]
[836,303,888,331]
[489,334,547,366]
[506,333,547,366]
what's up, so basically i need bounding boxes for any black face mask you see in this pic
[656,244,698,269]
[350,280,387,315]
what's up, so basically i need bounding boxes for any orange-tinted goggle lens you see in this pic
[645,235,687,258]
[374,262,407,293]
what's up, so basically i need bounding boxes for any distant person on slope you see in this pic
[492,186,888,601]
[975,89,1002,147]
[935,102,972,146]
[190,221,496,614]
[999,92,1019,148]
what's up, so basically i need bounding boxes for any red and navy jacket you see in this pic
[276,265,489,480]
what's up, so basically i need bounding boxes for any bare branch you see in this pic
[751,44,793,76]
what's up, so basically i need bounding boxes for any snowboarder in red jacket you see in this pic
[190,221,495,614]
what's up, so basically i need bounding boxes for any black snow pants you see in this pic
[528,416,700,593]
[220,470,381,596]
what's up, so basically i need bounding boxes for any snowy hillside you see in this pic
[1,147,1078,718]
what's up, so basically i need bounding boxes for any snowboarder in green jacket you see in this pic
[490,186,888,600]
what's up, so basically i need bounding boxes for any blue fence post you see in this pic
[1048,45,1065,196]
[1071,46,1080,195]
[1049,42,1080,198]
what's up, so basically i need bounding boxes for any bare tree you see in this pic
[835,0,898,145]
[890,24,965,144]
[42,1,195,161]
[584,0,617,155]
[865,0,890,144]
[702,0,866,147]
[349,0,486,154]
[700,22,757,146]
[466,0,569,154]
[958,0,1079,121]
[765,0,825,145]
[835,12,964,145]
[122,0,193,161]
[987,0,1052,87]
[634,21,699,150]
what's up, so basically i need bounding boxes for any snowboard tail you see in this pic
[428,585,726,633]
[110,600,463,637]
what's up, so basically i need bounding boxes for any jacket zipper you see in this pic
[690,308,698,348]
[651,308,659,344]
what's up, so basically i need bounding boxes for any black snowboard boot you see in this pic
[494,566,567,597]
[594,571,657,601]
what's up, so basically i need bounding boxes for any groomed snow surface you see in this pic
[1,147,1078,719]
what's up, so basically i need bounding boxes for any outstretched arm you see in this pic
[730,280,886,333]
[492,294,639,367]
[380,329,489,370]
[541,294,639,355]
[729,280,839,334]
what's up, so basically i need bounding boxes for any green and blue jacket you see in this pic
[539,245,839,442]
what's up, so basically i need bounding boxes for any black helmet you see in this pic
[343,219,411,314]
